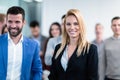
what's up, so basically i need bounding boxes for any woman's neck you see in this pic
[69,37,78,46]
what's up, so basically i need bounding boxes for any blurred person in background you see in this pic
[102,16,120,80]
[49,22,62,38]
[92,23,104,80]
[45,15,65,66]
[42,22,62,80]
[1,24,8,34]
[0,13,6,35]
[49,9,98,80]
[44,21,62,69]
[29,20,47,56]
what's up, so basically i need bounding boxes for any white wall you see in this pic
[42,0,120,41]
[0,0,19,13]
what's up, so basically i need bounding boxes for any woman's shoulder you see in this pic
[55,43,61,49]
[87,43,97,55]
[53,43,61,58]
[90,43,97,50]
[54,43,62,53]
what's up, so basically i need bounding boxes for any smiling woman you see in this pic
[48,9,98,80]
[65,15,80,40]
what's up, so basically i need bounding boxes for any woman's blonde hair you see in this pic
[55,9,90,59]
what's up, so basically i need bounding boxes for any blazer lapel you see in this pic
[2,34,8,75]
[66,46,78,71]
[21,37,28,76]
[57,45,67,72]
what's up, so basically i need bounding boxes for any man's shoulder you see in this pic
[41,35,47,40]
[0,33,7,41]
[104,37,113,43]
[23,36,38,46]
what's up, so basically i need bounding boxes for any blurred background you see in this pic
[0,0,120,41]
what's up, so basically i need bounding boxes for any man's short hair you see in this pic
[111,16,120,23]
[95,23,103,28]
[7,6,25,20]
[30,20,39,28]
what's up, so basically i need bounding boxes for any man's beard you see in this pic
[8,26,22,37]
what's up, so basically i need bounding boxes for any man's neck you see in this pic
[10,34,22,45]
[33,34,40,39]
[96,38,103,44]
[114,34,120,39]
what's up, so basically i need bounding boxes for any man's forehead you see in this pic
[7,14,22,18]
[7,14,23,21]
[112,19,120,22]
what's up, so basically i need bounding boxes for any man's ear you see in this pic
[23,20,26,25]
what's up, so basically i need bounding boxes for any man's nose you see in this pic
[11,23,16,28]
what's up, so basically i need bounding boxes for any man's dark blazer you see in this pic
[0,33,42,80]
[49,44,98,80]
[40,35,47,52]
[29,35,47,53]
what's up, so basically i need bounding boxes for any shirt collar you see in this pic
[93,39,104,44]
[112,36,120,40]
[32,35,41,40]
[8,33,23,43]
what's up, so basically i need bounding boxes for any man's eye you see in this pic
[8,21,12,23]
[16,21,20,23]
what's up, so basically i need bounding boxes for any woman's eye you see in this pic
[74,22,78,26]
[66,23,71,26]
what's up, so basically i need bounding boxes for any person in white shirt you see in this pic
[0,6,42,80]
[45,15,65,66]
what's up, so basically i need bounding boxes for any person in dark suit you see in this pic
[29,20,47,79]
[29,20,47,56]
[0,6,42,80]
[48,9,98,80]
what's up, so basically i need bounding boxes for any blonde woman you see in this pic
[48,9,98,80]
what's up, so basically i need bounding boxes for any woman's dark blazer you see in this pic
[48,43,98,80]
